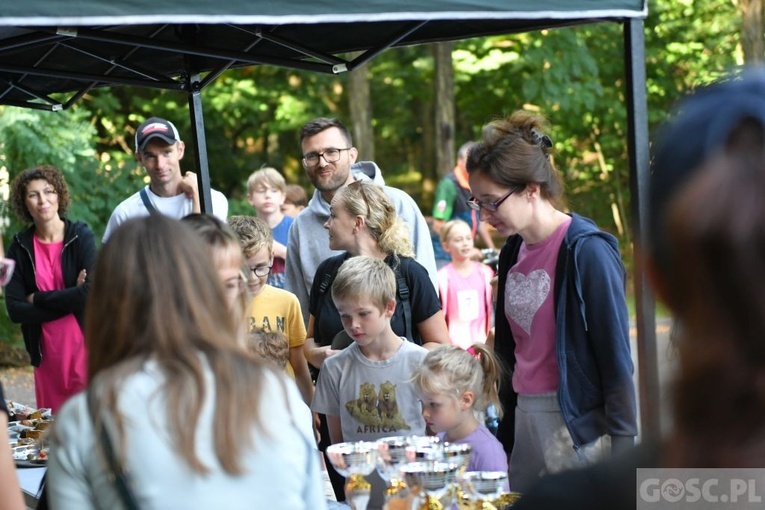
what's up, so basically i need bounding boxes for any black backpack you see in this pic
[316,255,419,345]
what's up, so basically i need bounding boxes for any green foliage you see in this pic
[0,0,747,267]
[0,296,23,347]
[0,108,98,240]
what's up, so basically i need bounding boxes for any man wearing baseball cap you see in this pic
[102,117,229,242]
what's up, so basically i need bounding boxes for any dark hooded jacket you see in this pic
[5,219,96,367]
[494,213,637,455]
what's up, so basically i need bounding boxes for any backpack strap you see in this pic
[392,258,416,344]
[139,187,158,215]
[317,254,348,296]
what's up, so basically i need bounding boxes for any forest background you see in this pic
[0,0,756,345]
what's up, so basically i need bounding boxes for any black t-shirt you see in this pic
[309,253,441,348]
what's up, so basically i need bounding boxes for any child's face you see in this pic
[419,390,464,435]
[281,202,304,218]
[248,184,285,215]
[333,296,394,348]
[442,222,474,262]
[244,248,273,297]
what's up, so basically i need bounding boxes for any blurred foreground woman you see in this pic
[47,216,327,509]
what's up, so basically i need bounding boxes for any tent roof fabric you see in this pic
[2,1,647,26]
[0,0,645,109]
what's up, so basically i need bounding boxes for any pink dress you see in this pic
[33,236,88,412]
[437,261,494,349]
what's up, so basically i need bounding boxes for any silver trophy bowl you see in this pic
[400,460,462,509]
[326,441,378,510]
[459,471,509,502]
[443,442,473,472]
[404,435,443,462]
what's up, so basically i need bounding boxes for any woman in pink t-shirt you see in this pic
[437,219,494,349]
[5,165,96,413]
[465,111,637,492]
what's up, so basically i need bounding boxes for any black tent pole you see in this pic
[186,72,213,214]
[624,17,659,440]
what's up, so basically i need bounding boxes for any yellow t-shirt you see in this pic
[247,285,307,378]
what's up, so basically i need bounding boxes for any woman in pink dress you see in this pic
[5,165,96,413]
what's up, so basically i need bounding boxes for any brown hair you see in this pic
[181,213,243,268]
[84,215,278,474]
[284,184,308,207]
[9,165,71,223]
[411,344,503,417]
[227,215,273,259]
[247,330,289,369]
[663,122,765,466]
[466,110,565,209]
[299,117,352,146]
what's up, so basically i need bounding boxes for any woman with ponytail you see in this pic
[466,111,637,491]
[304,180,448,370]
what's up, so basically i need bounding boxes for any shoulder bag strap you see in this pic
[87,387,141,510]
[139,187,158,216]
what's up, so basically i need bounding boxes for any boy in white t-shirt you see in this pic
[312,256,427,509]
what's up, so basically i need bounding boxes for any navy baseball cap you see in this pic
[135,117,181,152]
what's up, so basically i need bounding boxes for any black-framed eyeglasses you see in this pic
[467,187,521,213]
[301,147,352,167]
[249,265,272,278]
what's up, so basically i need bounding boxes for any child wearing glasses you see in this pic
[437,218,494,349]
[466,111,637,492]
[246,167,294,288]
[228,215,314,407]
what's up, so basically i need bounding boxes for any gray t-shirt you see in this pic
[312,339,427,510]
[312,339,427,441]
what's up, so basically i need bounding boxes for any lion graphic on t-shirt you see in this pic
[377,380,410,430]
[346,382,381,425]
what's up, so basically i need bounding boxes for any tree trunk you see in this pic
[433,42,455,178]
[741,0,764,64]
[347,60,374,162]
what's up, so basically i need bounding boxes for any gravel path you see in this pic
[0,367,36,406]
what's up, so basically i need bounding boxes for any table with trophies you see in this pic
[326,435,522,510]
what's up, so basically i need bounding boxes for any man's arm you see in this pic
[180,171,201,214]
[285,223,310,325]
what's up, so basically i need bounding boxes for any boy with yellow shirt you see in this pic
[228,215,314,406]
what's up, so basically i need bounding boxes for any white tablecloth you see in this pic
[16,466,45,508]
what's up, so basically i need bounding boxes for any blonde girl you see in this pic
[437,219,494,348]
[412,344,507,474]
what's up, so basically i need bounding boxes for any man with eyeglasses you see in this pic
[285,117,437,326]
